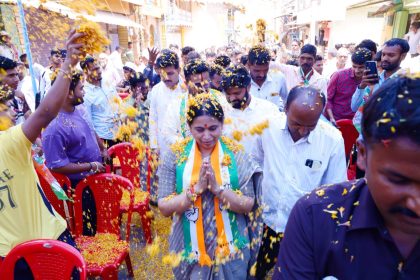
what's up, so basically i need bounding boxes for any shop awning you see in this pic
[371,2,395,16]
[1,0,143,29]
[121,0,144,4]
[86,11,143,29]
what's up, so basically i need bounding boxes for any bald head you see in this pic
[286,86,325,111]
[285,86,326,142]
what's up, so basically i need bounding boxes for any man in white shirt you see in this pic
[148,50,185,156]
[161,58,229,149]
[323,47,350,78]
[252,86,347,279]
[278,44,328,100]
[99,53,121,89]
[221,65,280,153]
[39,49,65,99]
[81,56,119,147]
[109,46,124,76]
[248,46,287,111]
[404,22,420,57]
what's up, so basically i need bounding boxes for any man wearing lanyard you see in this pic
[278,44,328,102]
[81,57,119,148]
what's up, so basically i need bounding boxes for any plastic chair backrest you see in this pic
[336,119,359,158]
[36,171,71,219]
[0,239,86,280]
[73,173,134,241]
[108,142,141,189]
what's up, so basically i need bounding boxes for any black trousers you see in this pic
[70,178,97,236]
[351,147,365,179]
[255,224,283,279]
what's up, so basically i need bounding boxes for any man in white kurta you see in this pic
[247,46,287,111]
[221,65,281,154]
[161,59,228,149]
[149,50,186,157]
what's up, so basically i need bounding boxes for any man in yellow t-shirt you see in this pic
[0,30,85,278]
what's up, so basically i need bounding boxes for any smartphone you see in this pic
[365,61,378,76]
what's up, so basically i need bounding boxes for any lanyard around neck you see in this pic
[300,67,313,86]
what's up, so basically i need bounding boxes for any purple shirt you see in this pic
[273,179,420,279]
[42,106,101,181]
[326,68,361,120]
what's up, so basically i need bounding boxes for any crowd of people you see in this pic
[0,21,419,280]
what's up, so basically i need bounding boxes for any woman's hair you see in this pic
[362,76,420,146]
[186,93,224,126]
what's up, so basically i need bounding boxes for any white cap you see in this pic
[337,47,349,56]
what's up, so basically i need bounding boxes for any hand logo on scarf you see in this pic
[185,207,199,223]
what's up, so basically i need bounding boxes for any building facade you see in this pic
[0,0,143,65]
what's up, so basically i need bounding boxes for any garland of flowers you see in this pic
[221,135,243,154]
[170,136,193,164]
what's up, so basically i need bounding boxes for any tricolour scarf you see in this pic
[175,138,247,266]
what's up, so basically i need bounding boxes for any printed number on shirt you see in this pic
[0,185,17,211]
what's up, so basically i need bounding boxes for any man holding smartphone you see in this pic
[351,38,410,133]
[325,48,371,126]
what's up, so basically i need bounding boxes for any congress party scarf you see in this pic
[300,67,313,86]
[175,138,247,266]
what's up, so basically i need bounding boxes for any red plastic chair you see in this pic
[0,239,86,280]
[336,119,359,180]
[336,119,359,159]
[36,170,74,231]
[108,142,152,244]
[118,92,130,100]
[73,173,134,279]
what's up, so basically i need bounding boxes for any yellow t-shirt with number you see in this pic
[0,125,67,257]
